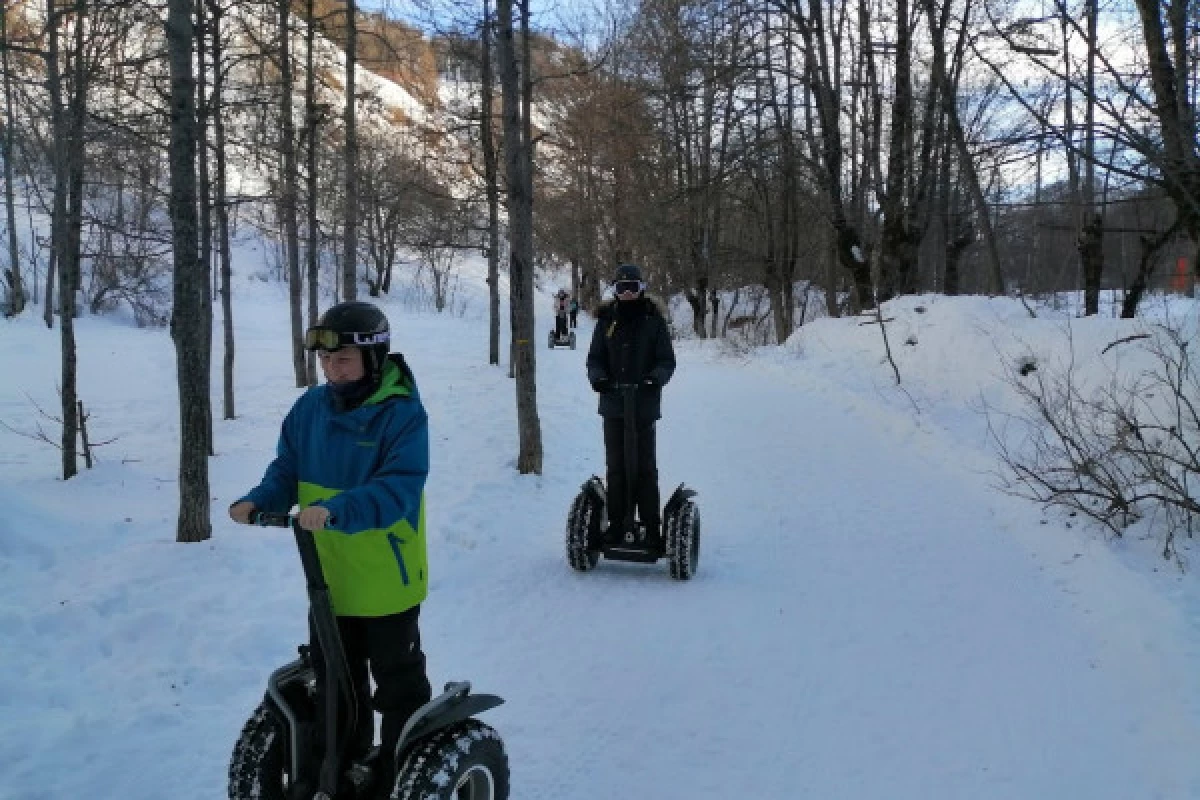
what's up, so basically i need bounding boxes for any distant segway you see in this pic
[565,383,700,579]
[229,512,509,800]
[548,326,576,350]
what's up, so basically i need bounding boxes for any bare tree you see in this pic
[496,0,542,473]
[481,0,501,365]
[0,0,23,314]
[166,0,212,542]
[303,0,321,385]
[342,0,358,301]
[196,0,214,452]
[208,0,237,417]
[40,0,90,478]
[978,0,1199,303]
[775,0,874,310]
[277,0,305,386]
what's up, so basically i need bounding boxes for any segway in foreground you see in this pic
[565,383,700,579]
[229,511,509,800]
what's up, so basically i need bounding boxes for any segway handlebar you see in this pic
[246,510,294,528]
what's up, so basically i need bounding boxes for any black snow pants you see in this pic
[569,310,578,328]
[555,313,568,337]
[603,416,660,537]
[309,605,432,766]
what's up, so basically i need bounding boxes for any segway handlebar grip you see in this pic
[247,510,294,528]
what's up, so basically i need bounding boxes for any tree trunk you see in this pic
[278,0,305,386]
[1119,219,1180,318]
[877,0,913,303]
[1080,214,1104,315]
[166,0,212,542]
[0,0,23,314]
[341,0,357,301]
[946,103,1004,295]
[1131,0,1200,261]
[43,243,55,327]
[305,0,319,385]
[43,0,62,332]
[688,282,708,337]
[791,0,874,310]
[497,0,542,474]
[481,0,501,366]
[824,236,840,317]
[209,0,236,419]
[61,0,90,479]
[196,0,214,452]
[45,0,76,476]
[1084,0,1099,312]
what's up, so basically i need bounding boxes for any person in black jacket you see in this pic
[586,264,676,546]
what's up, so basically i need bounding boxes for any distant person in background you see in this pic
[586,264,676,546]
[569,296,580,328]
[553,289,570,338]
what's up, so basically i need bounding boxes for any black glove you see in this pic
[591,378,612,393]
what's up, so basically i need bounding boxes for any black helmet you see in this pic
[305,301,391,379]
[614,263,643,282]
[613,263,645,297]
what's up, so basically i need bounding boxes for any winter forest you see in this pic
[3,0,1200,795]
[1,0,1198,539]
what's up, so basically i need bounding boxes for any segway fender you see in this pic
[394,681,505,756]
[581,475,607,506]
[264,657,315,784]
[663,483,697,519]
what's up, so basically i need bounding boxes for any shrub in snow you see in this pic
[993,323,1200,564]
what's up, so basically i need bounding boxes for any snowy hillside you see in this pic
[2,245,1200,797]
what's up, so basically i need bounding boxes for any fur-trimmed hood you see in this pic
[596,292,668,319]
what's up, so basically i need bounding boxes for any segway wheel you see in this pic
[665,498,700,580]
[547,331,554,349]
[228,701,300,800]
[390,720,510,800]
[565,488,602,571]
[569,332,576,350]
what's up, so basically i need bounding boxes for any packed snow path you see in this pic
[476,317,1200,798]
[2,286,1199,799]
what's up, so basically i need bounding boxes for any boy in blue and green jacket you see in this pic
[230,300,432,783]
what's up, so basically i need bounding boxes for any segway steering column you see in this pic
[248,511,358,800]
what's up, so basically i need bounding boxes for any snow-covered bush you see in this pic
[994,322,1200,563]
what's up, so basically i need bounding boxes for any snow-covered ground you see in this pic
[2,249,1200,798]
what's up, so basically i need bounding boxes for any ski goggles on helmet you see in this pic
[303,326,390,352]
[615,279,644,295]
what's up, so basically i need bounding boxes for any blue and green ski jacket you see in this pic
[239,355,429,617]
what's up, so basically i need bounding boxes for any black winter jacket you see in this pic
[586,294,676,422]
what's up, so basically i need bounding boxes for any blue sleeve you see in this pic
[320,403,429,534]
[240,406,300,512]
